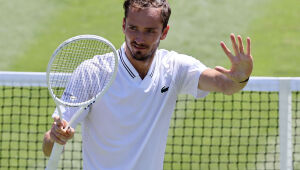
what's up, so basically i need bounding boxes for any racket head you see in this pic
[46,35,118,107]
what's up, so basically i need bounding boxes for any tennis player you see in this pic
[43,0,253,169]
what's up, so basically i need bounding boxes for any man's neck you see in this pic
[125,50,154,80]
[124,46,156,80]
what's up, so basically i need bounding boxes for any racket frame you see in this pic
[46,34,118,108]
[45,35,118,170]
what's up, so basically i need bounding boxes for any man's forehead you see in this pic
[129,5,162,15]
[127,6,162,23]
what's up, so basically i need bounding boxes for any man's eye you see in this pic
[146,29,156,33]
[129,26,137,31]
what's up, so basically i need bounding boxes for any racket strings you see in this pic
[87,42,114,99]
[49,39,116,105]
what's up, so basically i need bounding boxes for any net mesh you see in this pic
[0,82,299,169]
[164,92,280,170]
[293,91,300,169]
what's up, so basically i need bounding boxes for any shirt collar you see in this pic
[119,43,156,79]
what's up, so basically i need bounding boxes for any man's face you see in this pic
[123,6,169,61]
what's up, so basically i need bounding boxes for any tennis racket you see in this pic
[45,35,118,170]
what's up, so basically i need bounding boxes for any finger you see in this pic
[55,118,70,131]
[215,66,230,76]
[50,130,67,145]
[246,37,251,56]
[53,128,70,141]
[237,35,244,54]
[53,116,60,122]
[66,127,75,139]
[61,119,70,131]
[53,116,64,127]
[230,33,239,57]
[220,41,235,63]
[53,122,67,135]
[66,126,74,133]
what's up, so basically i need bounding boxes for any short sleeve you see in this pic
[174,52,209,98]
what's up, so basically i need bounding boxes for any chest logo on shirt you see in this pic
[161,86,169,93]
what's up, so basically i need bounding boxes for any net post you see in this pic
[279,78,293,170]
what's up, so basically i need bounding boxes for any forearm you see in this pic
[43,118,75,157]
[219,75,248,95]
[43,130,54,157]
[198,68,248,95]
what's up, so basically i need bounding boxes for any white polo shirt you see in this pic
[55,44,209,170]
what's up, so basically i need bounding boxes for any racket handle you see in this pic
[45,143,64,170]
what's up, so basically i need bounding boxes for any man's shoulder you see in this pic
[156,49,178,61]
[156,49,206,71]
[157,48,171,57]
[157,49,195,63]
[156,49,192,73]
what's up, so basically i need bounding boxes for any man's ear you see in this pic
[160,25,170,40]
[122,18,126,33]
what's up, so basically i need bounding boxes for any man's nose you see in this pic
[135,32,146,44]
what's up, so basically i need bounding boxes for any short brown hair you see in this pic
[123,0,171,29]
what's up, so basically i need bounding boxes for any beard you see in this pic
[125,37,160,61]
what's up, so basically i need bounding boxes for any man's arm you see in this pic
[43,130,55,157]
[198,68,248,95]
[42,116,75,157]
[198,34,253,95]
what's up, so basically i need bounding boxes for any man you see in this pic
[43,0,253,169]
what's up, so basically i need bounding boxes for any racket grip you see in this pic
[45,143,64,170]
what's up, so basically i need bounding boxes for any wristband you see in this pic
[239,77,249,83]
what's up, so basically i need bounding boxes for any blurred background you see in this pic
[0,0,299,76]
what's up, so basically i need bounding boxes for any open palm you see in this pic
[215,33,253,83]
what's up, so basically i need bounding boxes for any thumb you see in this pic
[53,116,63,127]
[66,126,75,136]
[215,66,230,75]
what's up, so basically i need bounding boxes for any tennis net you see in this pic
[0,72,299,170]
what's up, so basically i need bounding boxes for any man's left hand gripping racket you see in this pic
[45,35,118,170]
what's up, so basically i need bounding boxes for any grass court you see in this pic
[0,0,299,169]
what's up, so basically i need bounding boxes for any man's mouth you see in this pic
[132,42,147,50]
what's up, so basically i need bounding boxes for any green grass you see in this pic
[162,0,270,69]
[164,0,300,77]
[10,0,124,72]
[1,0,299,76]
[0,0,123,72]
[248,0,300,76]
[0,0,62,70]
[0,0,300,169]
